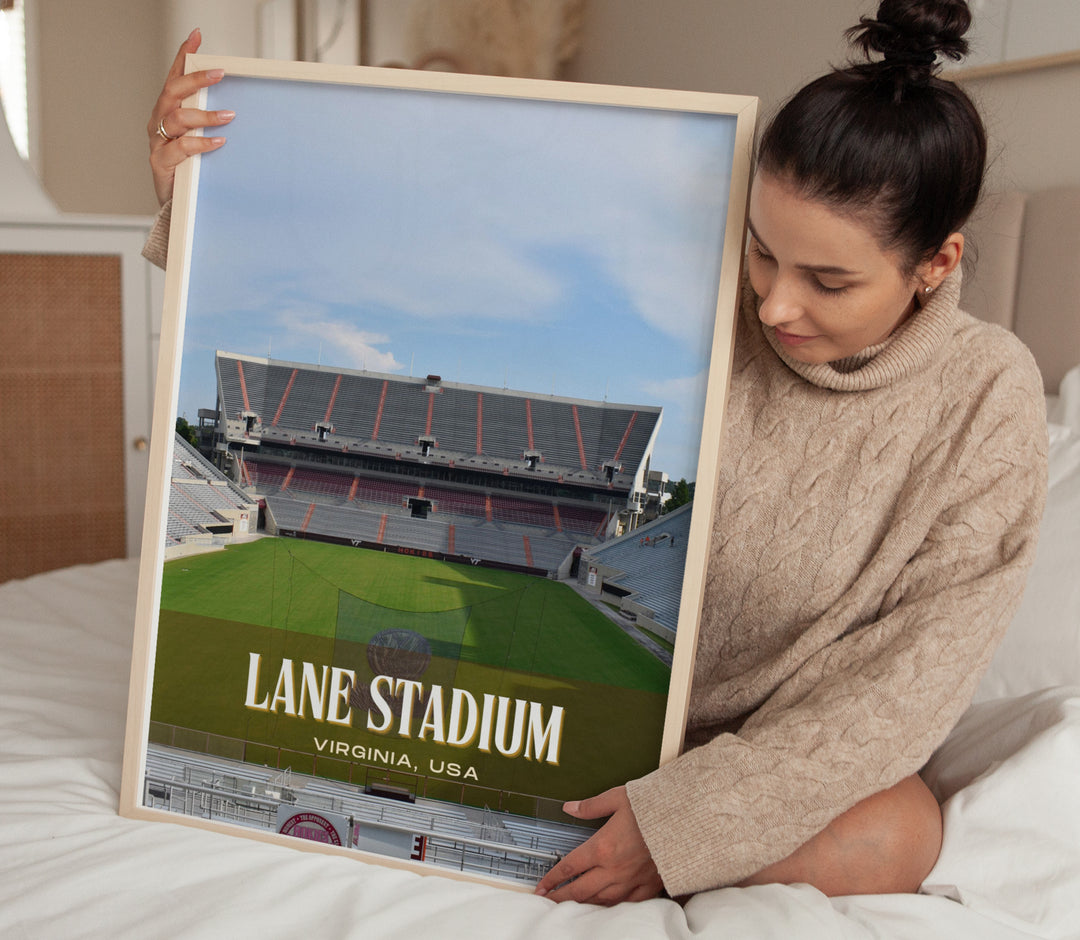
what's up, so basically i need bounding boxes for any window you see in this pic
[0,0,28,161]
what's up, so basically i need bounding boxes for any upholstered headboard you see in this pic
[961,186,1080,394]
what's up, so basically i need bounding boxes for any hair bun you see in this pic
[847,0,972,78]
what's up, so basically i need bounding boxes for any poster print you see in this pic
[121,55,756,889]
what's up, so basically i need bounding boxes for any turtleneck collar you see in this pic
[751,267,964,392]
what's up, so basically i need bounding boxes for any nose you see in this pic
[756,276,802,328]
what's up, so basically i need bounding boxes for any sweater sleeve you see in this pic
[141,199,172,271]
[626,369,1048,897]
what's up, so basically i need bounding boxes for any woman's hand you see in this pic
[147,28,234,206]
[534,786,663,905]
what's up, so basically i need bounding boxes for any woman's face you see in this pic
[746,172,923,364]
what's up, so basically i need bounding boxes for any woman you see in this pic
[145,1,1047,905]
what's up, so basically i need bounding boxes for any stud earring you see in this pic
[923,285,933,294]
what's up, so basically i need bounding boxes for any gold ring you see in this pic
[157,117,180,142]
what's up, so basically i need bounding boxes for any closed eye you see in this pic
[749,240,773,263]
[751,240,849,295]
[811,278,850,296]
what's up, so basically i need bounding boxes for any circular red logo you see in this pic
[278,811,343,846]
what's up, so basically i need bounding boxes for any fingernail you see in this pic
[208,69,225,80]
[209,137,226,146]
[218,110,235,121]
[534,886,548,897]
[563,801,580,813]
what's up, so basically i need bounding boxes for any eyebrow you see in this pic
[747,219,862,277]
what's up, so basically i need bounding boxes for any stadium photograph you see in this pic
[140,66,739,883]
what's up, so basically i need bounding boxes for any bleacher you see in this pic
[557,503,611,536]
[244,459,290,490]
[473,391,527,461]
[263,494,581,575]
[165,513,202,544]
[278,464,354,499]
[274,367,338,430]
[328,373,385,439]
[165,435,259,550]
[432,385,483,454]
[215,352,660,487]
[579,502,694,636]
[423,483,487,517]
[247,453,609,574]
[306,503,385,544]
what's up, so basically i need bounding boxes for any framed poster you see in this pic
[120,54,756,890]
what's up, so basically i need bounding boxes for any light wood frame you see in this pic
[120,53,756,889]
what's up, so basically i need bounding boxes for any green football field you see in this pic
[152,536,670,806]
[159,537,669,690]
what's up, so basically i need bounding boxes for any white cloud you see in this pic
[281,310,403,372]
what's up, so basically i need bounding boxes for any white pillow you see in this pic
[1046,360,1080,430]
[974,364,1080,702]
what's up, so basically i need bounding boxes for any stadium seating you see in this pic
[214,353,671,575]
[580,503,694,634]
[489,494,556,529]
[165,435,259,550]
[216,353,659,480]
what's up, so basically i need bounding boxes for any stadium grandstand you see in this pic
[144,742,587,885]
[576,502,694,645]
[208,351,665,576]
[164,433,260,556]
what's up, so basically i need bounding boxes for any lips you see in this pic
[773,327,817,347]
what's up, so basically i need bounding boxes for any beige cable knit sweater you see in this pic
[626,268,1047,896]
[144,207,1046,897]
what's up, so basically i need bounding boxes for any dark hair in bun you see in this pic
[848,0,971,90]
[757,0,986,273]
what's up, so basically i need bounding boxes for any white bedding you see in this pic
[1,558,1077,939]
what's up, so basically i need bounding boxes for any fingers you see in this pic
[150,133,227,173]
[149,26,225,138]
[165,27,202,86]
[534,786,664,905]
[543,867,609,905]
[149,133,226,206]
[148,72,228,142]
[537,849,663,905]
[562,787,623,821]
[151,69,226,122]
[148,28,232,206]
[536,846,585,897]
[154,107,235,144]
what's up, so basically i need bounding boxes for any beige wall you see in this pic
[961,61,1080,193]
[568,0,1080,196]
[33,0,266,217]
[35,0,166,216]
[28,0,1080,216]
[566,0,857,111]
[162,0,265,60]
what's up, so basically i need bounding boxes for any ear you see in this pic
[919,232,964,291]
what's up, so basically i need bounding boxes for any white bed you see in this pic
[1,363,1077,939]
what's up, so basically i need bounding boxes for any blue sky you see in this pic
[177,73,737,479]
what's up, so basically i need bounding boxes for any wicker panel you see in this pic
[0,253,126,582]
